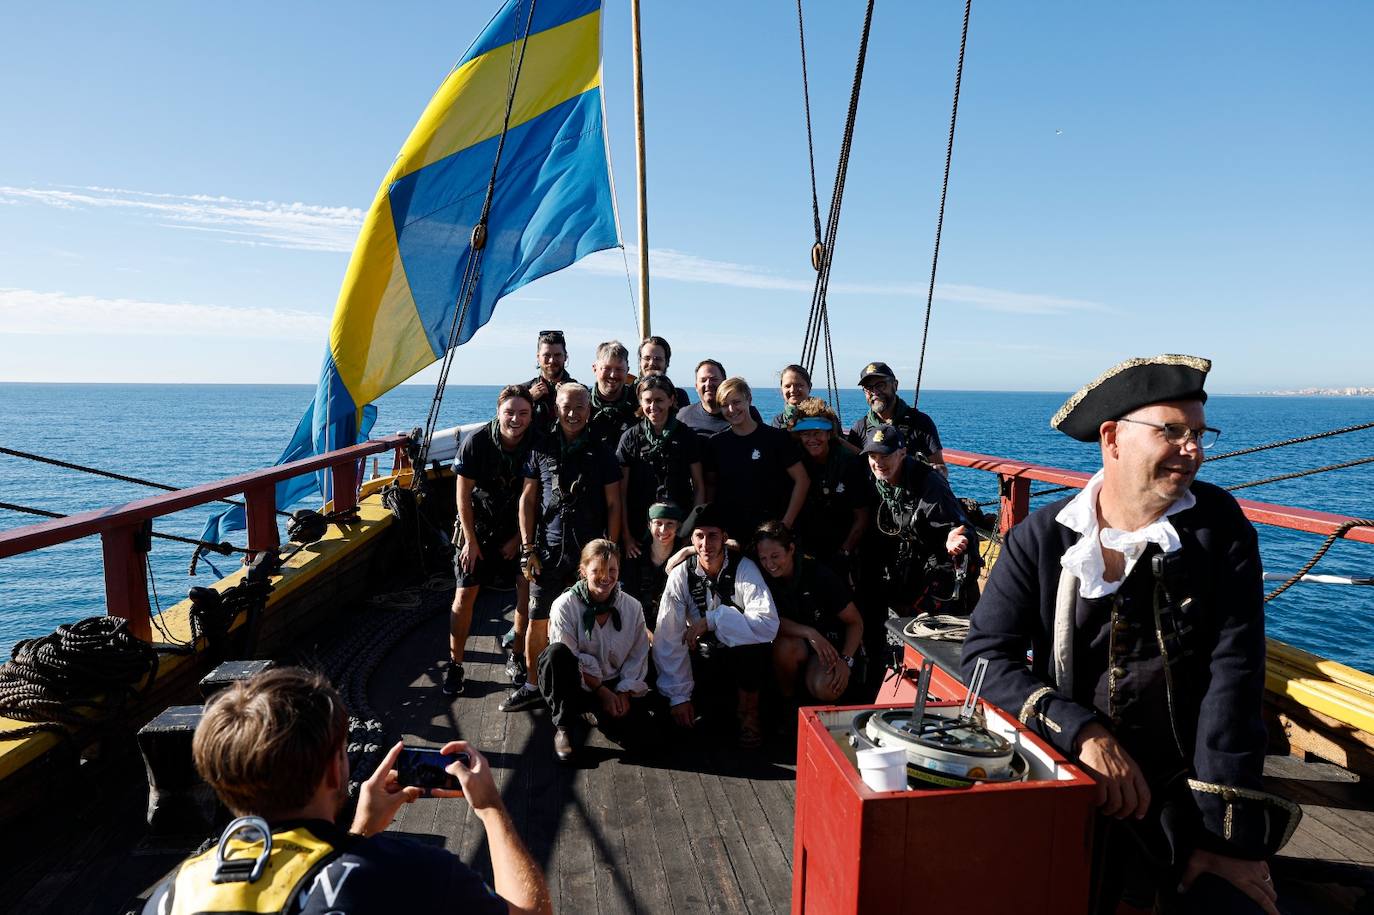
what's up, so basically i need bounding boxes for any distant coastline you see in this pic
[1257,387,1374,397]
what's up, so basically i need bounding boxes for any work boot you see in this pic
[554,726,574,762]
[442,663,465,697]
[736,689,762,750]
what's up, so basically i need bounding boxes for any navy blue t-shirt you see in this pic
[525,431,622,551]
[616,419,701,541]
[707,423,803,541]
[143,820,507,914]
[453,421,534,540]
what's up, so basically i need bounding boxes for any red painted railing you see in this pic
[945,447,1374,545]
[0,434,412,641]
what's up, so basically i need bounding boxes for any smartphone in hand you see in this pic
[396,746,470,793]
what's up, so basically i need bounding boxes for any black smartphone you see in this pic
[395,746,469,792]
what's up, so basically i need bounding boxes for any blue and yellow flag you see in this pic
[199,0,619,549]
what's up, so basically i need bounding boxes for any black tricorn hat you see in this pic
[1051,354,1211,442]
[680,502,728,539]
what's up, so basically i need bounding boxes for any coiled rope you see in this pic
[0,617,159,740]
[903,612,970,642]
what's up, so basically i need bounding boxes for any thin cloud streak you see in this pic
[0,185,362,252]
[578,247,1107,316]
[0,288,329,339]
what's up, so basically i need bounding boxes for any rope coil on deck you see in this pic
[0,617,159,740]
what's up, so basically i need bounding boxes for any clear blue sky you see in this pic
[1,1,1370,394]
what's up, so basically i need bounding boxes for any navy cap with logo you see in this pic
[860,423,905,456]
[1051,354,1211,443]
[857,361,897,386]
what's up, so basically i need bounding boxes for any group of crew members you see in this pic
[444,331,974,760]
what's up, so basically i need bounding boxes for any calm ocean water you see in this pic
[2,383,1372,670]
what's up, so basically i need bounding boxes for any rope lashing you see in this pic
[797,0,876,419]
[1265,519,1374,603]
[0,617,159,741]
[0,446,291,518]
[912,0,973,410]
[413,0,541,481]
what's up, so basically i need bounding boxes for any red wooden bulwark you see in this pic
[0,434,409,641]
[944,448,1374,544]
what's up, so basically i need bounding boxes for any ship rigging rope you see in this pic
[413,0,541,482]
[911,0,973,410]
[0,616,159,740]
[0,446,291,518]
[797,0,876,418]
[1265,518,1374,603]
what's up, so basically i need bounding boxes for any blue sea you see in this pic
[2,384,1372,671]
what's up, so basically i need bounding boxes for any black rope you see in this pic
[1225,455,1374,493]
[798,0,876,422]
[0,501,243,555]
[1207,420,1374,462]
[1266,519,1374,603]
[0,446,291,518]
[795,0,824,254]
[414,0,541,479]
[0,617,159,740]
[912,0,973,410]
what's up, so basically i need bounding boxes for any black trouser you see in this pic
[537,643,653,736]
[1091,813,1267,915]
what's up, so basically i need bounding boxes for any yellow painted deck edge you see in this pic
[0,491,398,778]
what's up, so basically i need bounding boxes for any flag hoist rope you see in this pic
[413,0,542,483]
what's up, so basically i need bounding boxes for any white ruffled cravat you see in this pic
[1056,469,1195,599]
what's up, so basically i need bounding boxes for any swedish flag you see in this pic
[199,0,619,549]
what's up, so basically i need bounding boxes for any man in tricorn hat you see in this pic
[845,361,946,475]
[962,355,1287,914]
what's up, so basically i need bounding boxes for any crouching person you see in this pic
[142,667,550,914]
[540,539,652,763]
[654,503,779,749]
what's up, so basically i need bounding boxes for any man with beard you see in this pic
[653,503,779,749]
[637,335,692,409]
[447,385,537,697]
[845,361,946,475]
[962,355,1283,915]
[141,668,549,914]
[503,384,622,713]
[587,340,640,449]
[524,329,577,433]
[677,358,730,438]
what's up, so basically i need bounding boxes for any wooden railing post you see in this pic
[999,473,1031,538]
[100,523,152,641]
[331,459,359,514]
[244,482,280,553]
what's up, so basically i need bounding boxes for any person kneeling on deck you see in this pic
[754,521,864,708]
[505,384,623,713]
[142,667,550,915]
[857,423,974,687]
[540,539,652,762]
[962,355,1292,915]
[448,385,538,697]
[653,503,779,749]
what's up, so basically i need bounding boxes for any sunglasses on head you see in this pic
[538,329,565,345]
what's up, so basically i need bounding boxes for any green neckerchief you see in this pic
[571,579,621,636]
[592,384,630,416]
[778,403,800,427]
[489,418,526,479]
[559,428,591,462]
[864,396,910,430]
[641,417,677,455]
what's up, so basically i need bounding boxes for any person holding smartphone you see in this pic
[142,667,550,915]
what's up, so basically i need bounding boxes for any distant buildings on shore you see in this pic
[1259,387,1374,397]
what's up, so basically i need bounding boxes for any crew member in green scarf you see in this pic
[770,364,813,428]
[844,361,947,476]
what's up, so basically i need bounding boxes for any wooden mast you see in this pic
[630,0,651,337]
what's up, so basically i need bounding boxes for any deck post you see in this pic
[243,481,280,553]
[331,459,359,514]
[100,524,153,641]
[391,440,412,475]
[999,473,1031,537]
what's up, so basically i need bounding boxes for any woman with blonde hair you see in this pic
[705,377,808,542]
[539,539,653,762]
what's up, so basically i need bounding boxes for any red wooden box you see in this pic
[792,696,1098,915]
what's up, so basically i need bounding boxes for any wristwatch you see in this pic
[841,655,854,669]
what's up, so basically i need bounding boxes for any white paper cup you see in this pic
[856,746,907,792]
